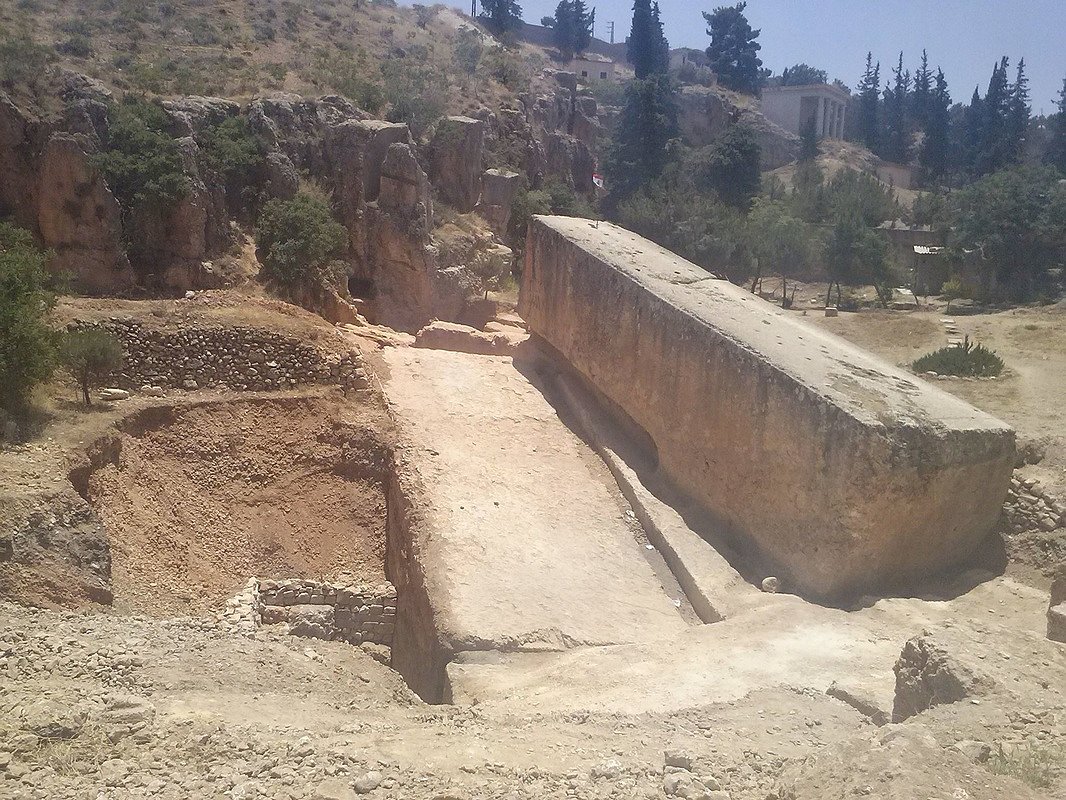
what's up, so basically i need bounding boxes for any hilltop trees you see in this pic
[480,0,523,36]
[1047,76,1066,174]
[627,0,668,79]
[950,165,1066,298]
[603,74,678,204]
[918,69,951,184]
[551,0,595,60]
[857,53,881,151]
[882,53,911,163]
[703,2,763,95]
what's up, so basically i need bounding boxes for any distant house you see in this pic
[760,83,850,139]
[570,52,616,81]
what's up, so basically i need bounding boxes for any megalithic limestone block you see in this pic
[519,216,1016,600]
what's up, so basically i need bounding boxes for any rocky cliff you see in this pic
[0,65,605,331]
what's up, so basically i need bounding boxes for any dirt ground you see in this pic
[86,396,392,617]
[3,290,1065,799]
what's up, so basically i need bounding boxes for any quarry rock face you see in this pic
[476,168,522,234]
[520,216,1016,599]
[36,134,134,292]
[428,116,485,213]
[677,85,800,171]
[892,633,994,722]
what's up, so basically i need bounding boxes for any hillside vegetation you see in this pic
[0,0,547,121]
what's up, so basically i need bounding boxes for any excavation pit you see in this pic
[76,395,394,618]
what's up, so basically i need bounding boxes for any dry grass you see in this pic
[0,0,552,124]
[987,740,1064,789]
[32,721,113,777]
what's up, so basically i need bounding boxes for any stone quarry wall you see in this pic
[72,320,366,392]
[218,578,396,648]
[520,215,1016,599]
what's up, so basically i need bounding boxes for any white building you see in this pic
[760,83,850,139]
[569,52,616,82]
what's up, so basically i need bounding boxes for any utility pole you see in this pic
[606,21,615,44]
[471,0,476,18]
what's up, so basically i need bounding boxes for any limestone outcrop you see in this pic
[677,85,799,170]
[475,168,522,235]
[521,216,1016,599]
[428,116,485,212]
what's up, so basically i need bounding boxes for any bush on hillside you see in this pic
[0,31,55,87]
[0,222,58,412]
[913,338,1004,378]
[60,328,124,407]
[199,117,266,189]
[93,98,187,215]
[255,194,348,295]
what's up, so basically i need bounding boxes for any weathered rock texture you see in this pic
[1050,568,1066,643]
[71,320,367,392]
[677,86,799,170]
[428,116,484,212]
[520,216,1016,599]
[891,633,994,722]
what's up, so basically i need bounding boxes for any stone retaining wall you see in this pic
[217,578,396,648]
[521,215,1016,600]
[72,320,366,392]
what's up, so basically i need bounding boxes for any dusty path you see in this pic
[379,347,689,653]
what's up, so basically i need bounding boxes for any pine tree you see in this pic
[552,0,594,59]
[627,0,655,79]
[703,2,763,95]
[912,49,932,125]
[918,68,951,184]
[480,0,523,36]
[1047,76,1066,174]
[882,52,911,162]
[975,57,1011,175]
[650,2,669,75]
[1007,57,1030,162]
[961,86,984,174]
[603,74,678,205]
[857,52,881,151]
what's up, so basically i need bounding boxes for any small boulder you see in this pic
[352,770,383,794]
[99,388,130,402]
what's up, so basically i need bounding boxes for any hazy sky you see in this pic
[423,1,1066,114]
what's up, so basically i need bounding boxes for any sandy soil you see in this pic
[85,396,393,617]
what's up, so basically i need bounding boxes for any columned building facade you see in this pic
[760,83,850,139]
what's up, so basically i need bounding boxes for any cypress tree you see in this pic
[918,68,951,184]
[975,57,1011,175]
[627,0,654,79]
[1047,76,1066,174]
[651,2,669,75]
[1007,57,1030,162]
[857,52,881,151]
[480,0,523,36]
[961,86,984,174]
[912,49,932,125]
[604,74,679,206]
[703,2,763,95]
[882,52,910,162]
[552,0,594,59]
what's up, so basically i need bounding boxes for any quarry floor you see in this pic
[2,294,1065,798]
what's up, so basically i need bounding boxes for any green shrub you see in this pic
[586,79,626,106]
[93,98,187,214]
[0,32,55,86]
[0,222,58,411]
[255,194,348,294]
[481,48,530,92]
[912,338,1004,378]
[199,116,265,188]
[380,59,445,137]
[56,33,93,58]
[60,328,124,407]
[453,28,483,75]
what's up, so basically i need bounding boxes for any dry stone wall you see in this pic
[521,215,1016,600]
[216,578,396,648]
[72,320,366,392]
